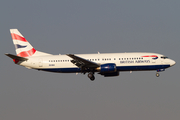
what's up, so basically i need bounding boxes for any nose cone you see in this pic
[170,59,176,66]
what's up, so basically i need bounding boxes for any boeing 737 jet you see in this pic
[5,29,176,81]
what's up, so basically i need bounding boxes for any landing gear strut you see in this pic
[88,72,95,81]
[156,69,165,77]
[156,72,160,77]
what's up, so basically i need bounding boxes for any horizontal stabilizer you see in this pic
[5,53,28,61]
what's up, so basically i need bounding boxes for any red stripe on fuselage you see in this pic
[11,33,28,42]
[142,55,158,57]
[17,48,36,57]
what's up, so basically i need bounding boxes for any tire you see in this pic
[88,73,93,78]
[156,73,160,77]
[90,76,95,81]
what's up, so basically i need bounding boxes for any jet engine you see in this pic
[96,63,117,73]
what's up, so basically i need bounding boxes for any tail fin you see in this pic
[10,29,51,57]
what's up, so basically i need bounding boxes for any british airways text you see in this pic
[120,60,150,64]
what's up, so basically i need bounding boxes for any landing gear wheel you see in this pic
[156,73,160,77]
[88,72,95,81]
[88,73,93,78]
[90,76,95,81]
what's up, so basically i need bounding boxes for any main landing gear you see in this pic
[88,72,95,81]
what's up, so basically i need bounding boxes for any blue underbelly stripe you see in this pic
[116,65,170,71]
[38,65,170,73]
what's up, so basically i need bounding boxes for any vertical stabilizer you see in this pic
[10,29,51,57]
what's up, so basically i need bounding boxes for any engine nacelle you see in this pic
[96,63,117,73]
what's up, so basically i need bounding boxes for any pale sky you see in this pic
[1,0,180,120]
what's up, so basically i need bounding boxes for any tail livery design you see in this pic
[10,29,51,57]
[10,29,36,57]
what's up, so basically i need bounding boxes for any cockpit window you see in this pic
[161,56,168,59]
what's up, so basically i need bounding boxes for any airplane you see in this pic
[5,29,176,81]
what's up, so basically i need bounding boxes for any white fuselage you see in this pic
[18,52,175,73]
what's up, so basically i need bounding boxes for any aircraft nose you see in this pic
[170,59,176,66]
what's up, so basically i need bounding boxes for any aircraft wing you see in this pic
[66,54,100,68]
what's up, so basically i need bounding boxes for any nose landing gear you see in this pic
[156,72,160,77]
[156,69,165,77]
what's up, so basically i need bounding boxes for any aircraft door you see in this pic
[152,59,156,63]
[38,58,43,67]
